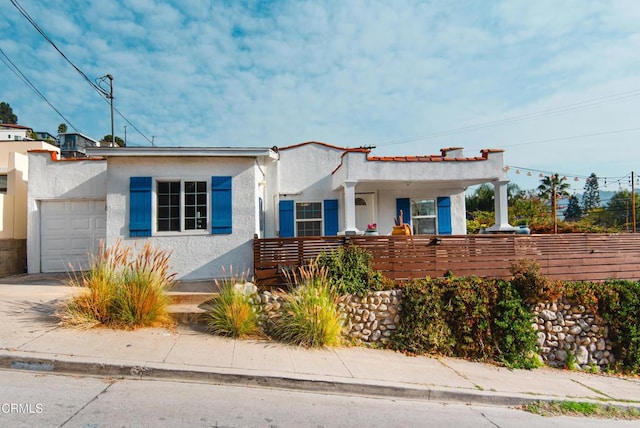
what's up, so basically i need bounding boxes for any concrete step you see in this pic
[168,301,211,325]
[167,291,218,306]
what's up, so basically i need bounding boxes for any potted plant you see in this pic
[365,223,378,235]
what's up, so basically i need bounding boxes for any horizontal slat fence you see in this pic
[253,234,640,289]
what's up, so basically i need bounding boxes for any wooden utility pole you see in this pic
[632,171,636,233]
[552,186,557,234]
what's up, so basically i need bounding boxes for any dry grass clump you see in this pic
[59,240,175,328]
[206,271,261,338]
[270,261,344,347]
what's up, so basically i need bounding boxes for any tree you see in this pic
[58,123,68,134]
[537,174,570,234]
[0,102,18,124]
[102,134,125,147]
[563,195,583,221]
[582,173,600,212]
[466,184,494,212]
[602,190,638,230]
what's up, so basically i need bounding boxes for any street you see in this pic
[0,369,638,428]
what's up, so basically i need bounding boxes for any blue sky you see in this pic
[2,0,640,192]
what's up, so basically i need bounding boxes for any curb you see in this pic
[2,351,637,410]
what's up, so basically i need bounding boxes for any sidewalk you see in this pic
[1,275,639,409]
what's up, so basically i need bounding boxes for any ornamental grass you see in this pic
[270,262,344,347]
[59,240,175,328]
[206,271,261,338]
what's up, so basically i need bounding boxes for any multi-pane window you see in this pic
[0,174,6,193]
[296,202,322,236]
[184,181,207,230]
[411,199,436,234]
[157,180,207,232]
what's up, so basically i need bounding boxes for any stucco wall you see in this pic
[26,152,107,273]
[105,157,260,280]
[277,144,472,235]
[0,142,59,240]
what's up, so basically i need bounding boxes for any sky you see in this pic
[1,0,640,192]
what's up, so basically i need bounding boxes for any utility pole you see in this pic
[552,185,558,234]
[96,74,114,147]
[632,171,636,233]
[107,74,114,148]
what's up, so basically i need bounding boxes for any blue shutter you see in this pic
[211,176,232,234]
[437,196,452,235]
[279,200,295,237]
[130,177,152,237]
[396,198,411,226]
[323,199,339,236]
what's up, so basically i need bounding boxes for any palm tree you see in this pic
[537,174,570,234]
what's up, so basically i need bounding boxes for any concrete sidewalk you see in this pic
[1,276,639,409]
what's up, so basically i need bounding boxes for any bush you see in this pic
[206,273,261,338]
[271,262,343,347]
[493,283,540,369]
[316,245,386,295]
[60,241,175,328]
[598,280,640,374]
[392,276,538,368]
[510,259,562,302]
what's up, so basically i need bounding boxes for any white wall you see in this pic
[275,144,345,234]
[26,151,107,273]
[105,156,260,280]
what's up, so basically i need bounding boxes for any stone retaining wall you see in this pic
[0,239,26,278]
[258,289,401,345]
[533,299,614,370]
[258,288,615,370]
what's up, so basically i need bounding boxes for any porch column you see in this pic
[342,180,358,235]
[487,180,515,232]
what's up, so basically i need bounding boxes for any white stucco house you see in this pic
[26,142,512,280]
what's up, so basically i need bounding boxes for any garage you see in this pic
[40,200,106,273]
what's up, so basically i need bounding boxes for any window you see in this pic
[296,202,322,236]
[0,174,6,193]
[411,199,436,234]
[156,180,208,232]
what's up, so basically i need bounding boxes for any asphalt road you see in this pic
[1,369,638,428]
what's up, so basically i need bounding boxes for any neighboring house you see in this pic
[26,142,512,280]
[58,133,101,158]
[0,137,59,277]
[0,124,34,141]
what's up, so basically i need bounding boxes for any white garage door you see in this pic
[40,200,107,273]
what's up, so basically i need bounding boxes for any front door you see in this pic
[355,193,375,232]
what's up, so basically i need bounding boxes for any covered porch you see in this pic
[332,148,514,236]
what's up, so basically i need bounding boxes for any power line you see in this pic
[0,48,79,132]
[374,88,640,149]
[10,0,154,145]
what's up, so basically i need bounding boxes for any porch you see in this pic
[253,233,640,288]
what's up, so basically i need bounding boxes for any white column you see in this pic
[487,180,515,232]
[342,180,358,235]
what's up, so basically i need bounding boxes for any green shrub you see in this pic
[391,277,453,355]
[598,280,640,374]
[61,241,175,328]
[493,283,540,369]
[206,274,261,338]
[316,245,386,295]
[392,276,538,368]
[271,262,343,347]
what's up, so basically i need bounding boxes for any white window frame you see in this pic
[153,178,210,236]
[410,198,437,235]
[295,201,323,237]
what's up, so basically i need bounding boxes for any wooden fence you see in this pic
[253,234,640,288]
